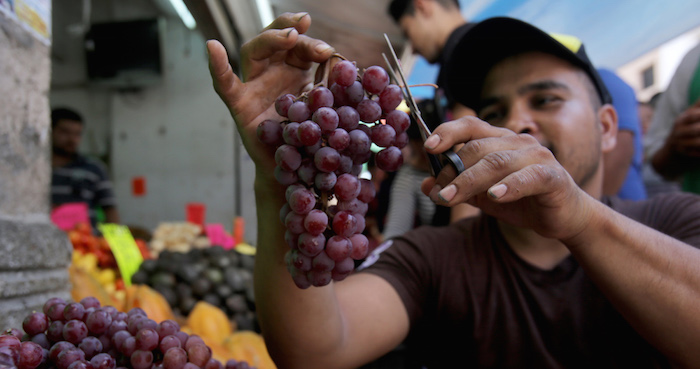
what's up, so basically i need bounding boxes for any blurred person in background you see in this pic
[388,0,475,118]
[382,99,451,240]
[639,93,681,197]
[638,92,662,136]
[597,68,647,200]
[645,43,700,194]
[51,107,120,228]
[389,0,481,221]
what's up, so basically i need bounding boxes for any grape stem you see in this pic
[332,53,348,61]
[406,83,439,90]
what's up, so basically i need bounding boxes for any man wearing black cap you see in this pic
[207,13,700,369]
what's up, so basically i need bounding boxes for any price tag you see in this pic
[51,203,90,231]
[98,224,143,286]
[205,223,236,249]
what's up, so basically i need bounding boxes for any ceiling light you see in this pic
[255,0,274,28]
[168,0,196,30]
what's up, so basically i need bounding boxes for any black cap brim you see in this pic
[443,17,611,111]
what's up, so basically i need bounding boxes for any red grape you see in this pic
[337,106,359,131]
[386,110,410,134]
[311,107,339,133]
[257,119,283,146]
[23,313,48,336]
[298,233,325,258]
[376,146,404,172]
[18,341,43,369]
[275,144,302,172]
[330,60,357,87]
[315,172,337,191]
[332,211,357,238]
[80,297,101,310]
[356,99,382,123]
[303,210,328,236]
[371,124,397,148]
[325,236,351,262]
[362,66,390,95]
[130,350,153,369]
[287,101,310,122]
[275,94,295,117]
[162,347,187,369]
[86,309,112,336]
[378,84,402,112]
[297,121,322,146]
[314,146,341,173]
[307,86,333,112]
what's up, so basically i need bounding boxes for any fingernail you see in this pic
[295,12,308,21]
[488,184,507,199]
[285,28,294,37]
[205,40,211,55]
[438,185,457,202]
[314,42,332,53]
[424,134,440,150]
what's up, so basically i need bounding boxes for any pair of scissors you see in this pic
[382,34,465,177]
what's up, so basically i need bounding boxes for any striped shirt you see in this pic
[382,165,436,240]
[51,155,116,227]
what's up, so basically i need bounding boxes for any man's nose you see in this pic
[504,104,539,135]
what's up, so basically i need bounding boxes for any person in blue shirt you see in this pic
[597,68,647,200]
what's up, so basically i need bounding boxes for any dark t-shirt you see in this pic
[360,193,700,368]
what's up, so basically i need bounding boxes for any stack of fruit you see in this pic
[0,296,261,369]
[149,223,210,256]
[130,247,257,332]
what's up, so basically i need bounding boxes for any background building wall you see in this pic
[0,10,72,331]
[49,0,259,244]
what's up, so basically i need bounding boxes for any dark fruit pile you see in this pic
[258,59,407,288]
[0,296,255,369]
[130,247,257,332]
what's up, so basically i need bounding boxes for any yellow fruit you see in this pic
[124,285,176,323]
[222,331,276,369]
[186,302,232,344]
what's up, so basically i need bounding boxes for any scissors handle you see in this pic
[426,149,465,177]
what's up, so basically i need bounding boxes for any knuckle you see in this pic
[531,146,554,161]
[481,151,510,171]
[461,140,484,158]
[516,133,539,146]
[529,164,563,185]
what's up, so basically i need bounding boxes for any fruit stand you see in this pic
[1,220,275,369]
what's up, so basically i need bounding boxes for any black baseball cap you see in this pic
[443,17,612,111]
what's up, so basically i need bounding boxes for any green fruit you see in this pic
[149,272,176,288]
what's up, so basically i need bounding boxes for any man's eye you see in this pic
[534,95,561,106]
[479,109,503,124]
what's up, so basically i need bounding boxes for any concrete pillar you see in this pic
[0,11,72,331]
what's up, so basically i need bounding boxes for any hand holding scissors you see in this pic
[382,34,465,177]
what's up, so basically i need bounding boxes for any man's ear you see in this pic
[598,103,618,154]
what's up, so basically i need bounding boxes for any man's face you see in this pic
[52,119,83,155]
[399,14,441,63]
[477,52,603,189]
[638,103,653,136]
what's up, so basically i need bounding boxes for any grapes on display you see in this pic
[1,297,259,369]
[258,58,406,288]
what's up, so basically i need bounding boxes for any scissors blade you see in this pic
[382,34,432,141]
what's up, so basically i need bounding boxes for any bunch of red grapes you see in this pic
[0,296,255,369]
[257,59,410,288]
